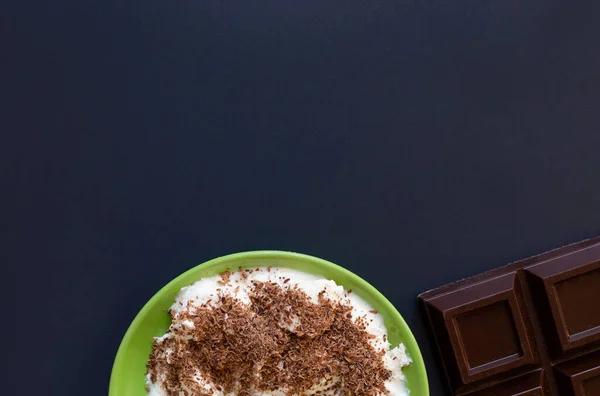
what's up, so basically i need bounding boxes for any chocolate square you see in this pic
[423,272,538,391]
[525,246,600,354]
[554,350,600,396]
[467,370,548,396]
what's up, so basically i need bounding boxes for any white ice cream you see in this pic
[147,267,411,395]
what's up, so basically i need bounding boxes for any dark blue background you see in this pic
[6,0,600,394]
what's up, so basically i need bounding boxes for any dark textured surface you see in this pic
[5,0,600,394]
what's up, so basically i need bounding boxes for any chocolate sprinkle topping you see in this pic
[147,273,393,395]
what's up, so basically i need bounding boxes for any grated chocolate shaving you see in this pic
[147,273,393,395]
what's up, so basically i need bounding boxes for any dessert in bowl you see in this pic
[109,251,429,395]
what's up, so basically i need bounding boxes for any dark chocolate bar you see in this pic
[419,237,600,395]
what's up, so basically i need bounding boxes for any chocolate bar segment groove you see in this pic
[419,237,600,395]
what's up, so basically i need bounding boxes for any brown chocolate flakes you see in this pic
[147,276,392,395]
[216,271,232,286]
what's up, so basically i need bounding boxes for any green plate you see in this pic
[109,251,429,395]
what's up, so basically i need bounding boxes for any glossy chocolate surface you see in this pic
[419,237,600,395]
